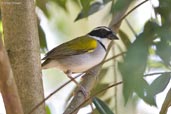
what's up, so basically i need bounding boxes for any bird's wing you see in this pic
[42,36,98,60]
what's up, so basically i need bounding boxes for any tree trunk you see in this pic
[0,36,24,114]
[1,0,46,114]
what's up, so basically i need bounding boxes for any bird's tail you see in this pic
[41,59,50,69]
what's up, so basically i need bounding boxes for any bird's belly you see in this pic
[54,47,106,72]
[57,53,105,72]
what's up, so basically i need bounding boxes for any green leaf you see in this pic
[148,73,171,96]
[45,105,51,114]
[75,2,102,21]
[99,67,109,79]
[156,36,171,67]
[71,0,80,7]
[38,24,47,52]
[80,0,91,9]
[147,58,167,69]
[103,0,112,4]
[52,0,68,10]
[155,0,171,25]
[111,0,133,13]
[118,30,131,49]
[119,21,157,104]
[119,33,149,103]
[91,83,109,97]
[135,78,156,106]
[75,0,112,21]
[93,97,114,114]
[36,0,49,17]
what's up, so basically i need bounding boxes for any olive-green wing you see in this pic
[42,36,98,60]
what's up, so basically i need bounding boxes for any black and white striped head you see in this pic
[88,26,119,40]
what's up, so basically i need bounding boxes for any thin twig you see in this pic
[28,73,83,114]
[116,0,149,25]
[69,70,171,114]
[144,71,171,77]
[70,81,123,114]
[112,46,118,114]
[125,19,137,37]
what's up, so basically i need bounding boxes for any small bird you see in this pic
[42,26,118,72]
[42,26,119,95]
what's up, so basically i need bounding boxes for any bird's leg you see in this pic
[65,70,89,98]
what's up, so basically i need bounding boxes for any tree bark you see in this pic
[63,66,101,114]
[0,36,24,114]
[1,0,45,114]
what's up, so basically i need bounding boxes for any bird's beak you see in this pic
[108,32,119,40]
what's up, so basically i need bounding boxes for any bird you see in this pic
[42,26,119,96]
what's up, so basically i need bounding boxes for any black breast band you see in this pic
[98,40,106,51]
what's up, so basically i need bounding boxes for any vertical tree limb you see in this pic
[1,0,46,114]
[63,66,101,114]
[0,36,23,114]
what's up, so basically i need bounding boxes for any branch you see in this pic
[0,36,23,114]
[70,81,123,114]
[160,88,171,114]
[28,74,83,114]
[109,0,149,32]
[63,65,101,114]
[144,71,171,77]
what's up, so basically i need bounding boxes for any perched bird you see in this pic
[42,26,118,72]
[42,26,119,95]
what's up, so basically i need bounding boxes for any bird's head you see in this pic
[88,26,119,40]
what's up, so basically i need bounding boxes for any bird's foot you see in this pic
[76,85,89,99]
[65,70,89,98]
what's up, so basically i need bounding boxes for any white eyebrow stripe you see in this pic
[88,35,101,41]
[93,26,111,31]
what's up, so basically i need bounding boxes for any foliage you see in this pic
[93,97,114,114]
[118,0,171,110]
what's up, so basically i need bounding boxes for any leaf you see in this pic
[99,67,109,80]
[147,59,167,69]
[135,78,156,106]
[75,2,102,21]
[160,88,171,114]
[155,0,171,25]
[111,0,133,13]
[38,24,47,52]
[119,33,149,103]
[118,30,131,49]
[75,0,113,21]
[71,0,80,7]
[91,83,109,97]
[156,38,171,67]
[45,105,51,114]
[148,73,171,96]
[103,0,112,4]
[80,0,91,9]
[36,0,49,17]
[93,97,114,114]
[119,21,157,104]
[52,0,68,10]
